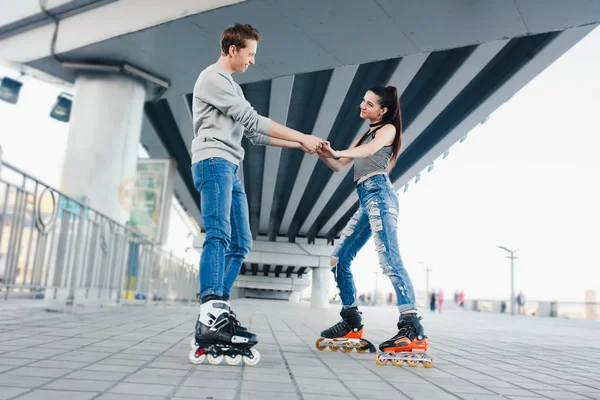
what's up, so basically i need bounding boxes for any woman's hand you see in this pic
[317,141,338,158]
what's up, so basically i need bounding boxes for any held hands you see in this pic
[316,141,338,158]
[300,143,317,154]
[298,135,338,158]
[300,134,324,154]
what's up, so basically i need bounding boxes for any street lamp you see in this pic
[498,246,519,316]
[372,271,380,306]
[418,261,432,308]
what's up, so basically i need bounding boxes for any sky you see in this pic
[361,26,600,303]
[1,27,599,304]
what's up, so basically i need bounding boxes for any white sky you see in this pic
[367,27,600,303]
[1,27,599,303]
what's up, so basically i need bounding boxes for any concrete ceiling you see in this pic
[3,0,599,242]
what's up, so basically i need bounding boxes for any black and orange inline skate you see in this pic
[375,313,433,367]
[315,306,376,353]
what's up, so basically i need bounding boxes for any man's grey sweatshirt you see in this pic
[191,63,272,165]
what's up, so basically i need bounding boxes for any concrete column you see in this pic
[289,291,302,303]
[311,267,330,309]
[60,72,146,224]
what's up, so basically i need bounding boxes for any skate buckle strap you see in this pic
[331,321,346,335]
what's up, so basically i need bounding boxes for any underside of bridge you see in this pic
[2,0,599,304]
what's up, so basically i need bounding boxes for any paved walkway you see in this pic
[0,299,599,400]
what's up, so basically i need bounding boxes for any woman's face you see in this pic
[359,90,386,121]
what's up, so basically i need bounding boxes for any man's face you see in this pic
[230,39,257,73]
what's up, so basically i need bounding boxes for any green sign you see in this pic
[128,159,176,244]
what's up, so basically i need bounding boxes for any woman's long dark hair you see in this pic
[355,86,402,163]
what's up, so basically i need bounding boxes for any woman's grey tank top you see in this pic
[353,125,393,182]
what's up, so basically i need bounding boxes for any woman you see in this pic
[316,86,429,361]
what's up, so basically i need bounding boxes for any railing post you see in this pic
[67,197,89,312]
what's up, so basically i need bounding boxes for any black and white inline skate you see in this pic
[189,295,247,349]
[188,299,259,366]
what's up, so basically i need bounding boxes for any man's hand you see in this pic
[300,143,317,154]
[301,134,323,153]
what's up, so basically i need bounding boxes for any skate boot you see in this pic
[227,307,248,332]
[190,298,247,349]
[223,295,249,333]
[315,306,376,353]
[375,313,433,368]
[188,299,260,366]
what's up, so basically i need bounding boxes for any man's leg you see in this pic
[222,171,252,299]
[193,158,236,300]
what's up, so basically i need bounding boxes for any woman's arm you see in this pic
[332,125,395,159]
[317,153,349,172]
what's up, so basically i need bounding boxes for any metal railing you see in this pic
[0,156,198,307]
[456,298,599,321]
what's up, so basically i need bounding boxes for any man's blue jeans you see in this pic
[192,158,252,299]
[331,174,417,313]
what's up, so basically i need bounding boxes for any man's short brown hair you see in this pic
[220,23,261,55]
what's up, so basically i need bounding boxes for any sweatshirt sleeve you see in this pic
[196,71,272,135]
[244,129,272,146]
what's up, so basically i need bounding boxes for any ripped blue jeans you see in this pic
[331,174,416,313]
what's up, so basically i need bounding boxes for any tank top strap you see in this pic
[369,124,386,139]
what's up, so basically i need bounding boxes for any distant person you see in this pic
[516,291,526,315]
[437,289,444,312]
[458,290,465,309]
[454,290,459,305]
[429,290,436,312]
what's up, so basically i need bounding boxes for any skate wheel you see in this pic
[189,338,198,350]
[356,341,369,354]
[315,338,326,351]
[243,348,260,366]
[329,345,339,352]
[225,355,242,366]
[374,353,388,365]
[422,360,434,368]
[406,359,419,367]
[188,349,206,365]
[341,346,354,353]
[391,359,403,367]
[207,354,223,365]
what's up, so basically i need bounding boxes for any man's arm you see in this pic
[267,121,321,151]
[244,129,315,153]
[197,72,271,135]
[197,72,322,151]
[269,137,313,152]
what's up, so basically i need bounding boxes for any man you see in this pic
[189,23,322,365]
